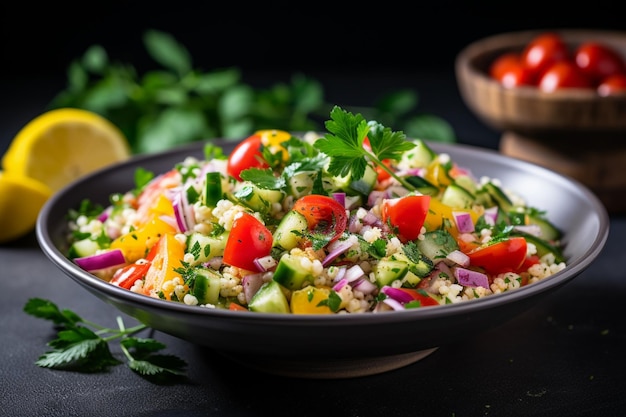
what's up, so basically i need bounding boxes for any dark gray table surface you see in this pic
[2,70,625,417]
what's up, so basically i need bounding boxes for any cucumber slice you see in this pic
[330,164,378,196]
[273,210,308,250]
[68,238,101,258]
[441,183,475,209]
[192,268,221,305]
[288,171,317,199]
[483,182,513,212]
[394,252,434,279]
[527,214,563,242]
[417,229,459,263]
[233,182,285,214]
[372,257,409,287]
[186,232,228,266]
[400,139,436,168]
[203,171,223,207]
[248,280,291,313]
[512,231,566,264]
[272,254,313,290]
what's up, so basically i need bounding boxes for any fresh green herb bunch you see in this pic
[47,30,456,155]
[24,298,187,384]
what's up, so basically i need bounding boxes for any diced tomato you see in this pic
[228,302,249,311]
[381,194,431,242]
[467,237,528,275]
[110,243,159,289]
[292,195,348,244]
[227,134,270,181]
[517,254,540,273]
[223,212,273,271]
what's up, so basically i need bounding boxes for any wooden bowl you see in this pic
[455,29,626,214]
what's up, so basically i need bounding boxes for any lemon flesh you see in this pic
[2,108,131,192]
[0,172,52,244]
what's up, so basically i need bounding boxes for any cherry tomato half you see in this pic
[382,194,431,242]
[467,236,527,275]
[538,61,593,93]
[489,52,535,87]
[598,73,626,96]
[292,195,348,244]
[223,212,273,272]
[521,32,570,79]
[227,134,269,182]
[575,42,626,84]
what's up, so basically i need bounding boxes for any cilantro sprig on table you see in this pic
[24,298,187,384]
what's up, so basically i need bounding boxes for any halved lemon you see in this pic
[0,172,52,244]
[2,108,131,193]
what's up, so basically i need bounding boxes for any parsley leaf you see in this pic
[24,298,187,383]
[314,106,416,190]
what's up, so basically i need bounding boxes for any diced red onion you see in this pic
[172,194,188,233]
[333,266,346,283]
[368,190,386,207]
[382,297,405,311]
[253,255,277,272]
[332,192,346,208]
[344,264,365,282]
[351,277,377,294]
[333,277,348,292]
[75,249,126,272]
[484,206,498,225]
[453,211,475,233]
[362,210,380,226]
[241,273,266,302]
[98,206,112,223]
[446,250,470,267]
[454,267,489,288]
[381,286,414,304]
[323,238,355,266]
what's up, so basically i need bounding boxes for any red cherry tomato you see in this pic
[489,52,535,87]
[395,288,440,307]
[223,212,273,271]
[598,73,626,96]
[292,195,348,244]
[381,194,431,243]
[575,42,626,84]
[227,134,269,181]
[538,61,593,92]
[467,237,528,275]
[521,32,570,79]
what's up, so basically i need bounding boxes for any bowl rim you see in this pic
[35,140,611,325]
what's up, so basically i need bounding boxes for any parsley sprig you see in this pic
[24,298,187,383]
[314,106,418,191]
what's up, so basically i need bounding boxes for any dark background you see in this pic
[1,2,625,152]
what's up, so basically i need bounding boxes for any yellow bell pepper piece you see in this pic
[290,285,333,314]
[424,197,480,236]
[142,233,186,300]
[110,216,176,263]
